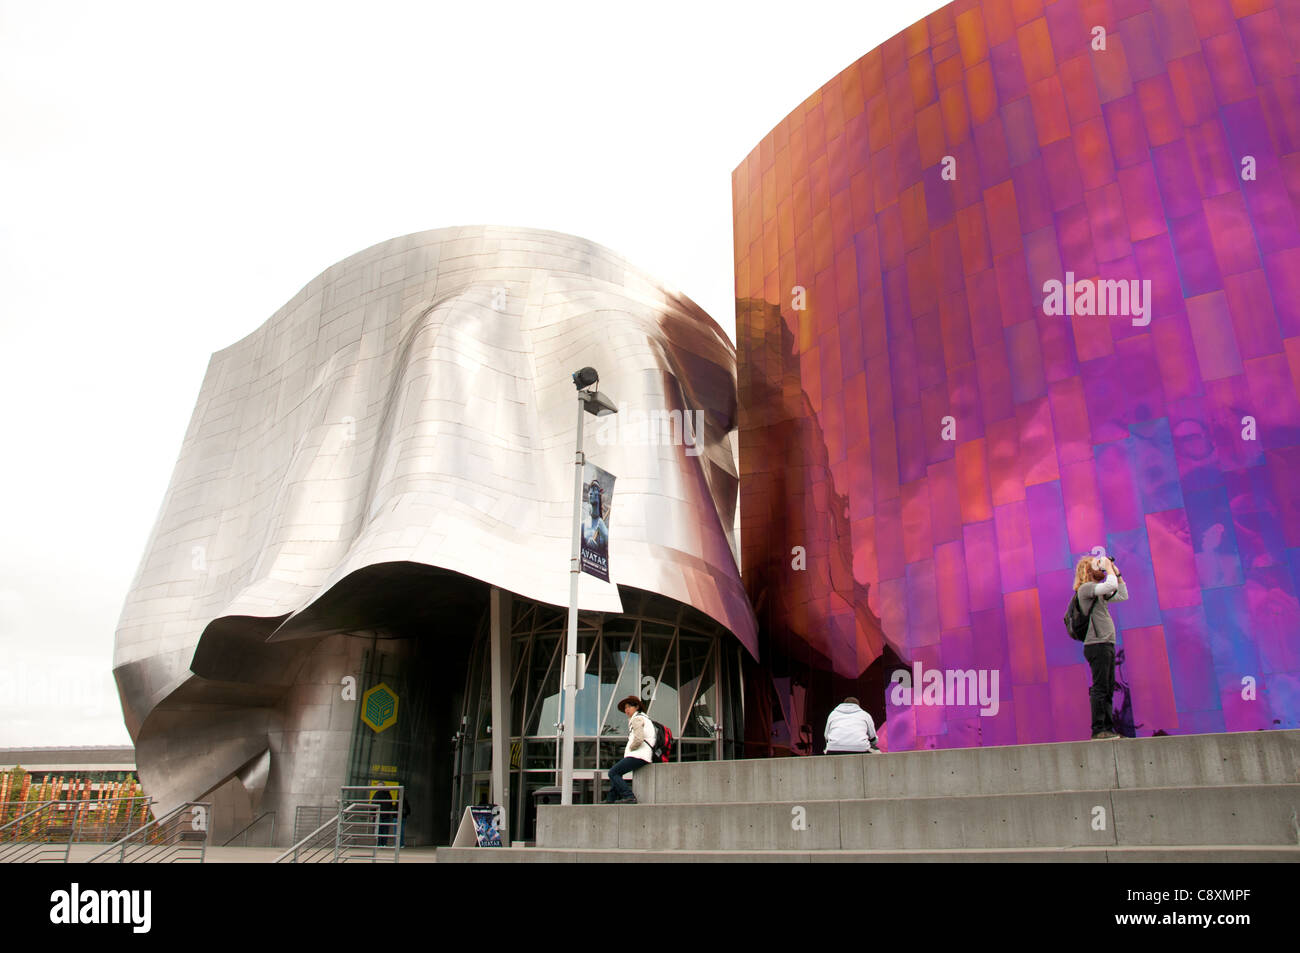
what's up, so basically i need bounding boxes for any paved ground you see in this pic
[49,844,440,863]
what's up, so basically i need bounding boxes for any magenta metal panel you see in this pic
[736,0,1300,753]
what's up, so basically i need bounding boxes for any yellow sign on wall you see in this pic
[361,683,399,733]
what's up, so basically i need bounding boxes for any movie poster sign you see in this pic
[581,462,615,582]
[470,806,503,847]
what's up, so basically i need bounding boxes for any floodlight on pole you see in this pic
[559,367,616,806]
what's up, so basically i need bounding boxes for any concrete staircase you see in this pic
[439,730,1300,862]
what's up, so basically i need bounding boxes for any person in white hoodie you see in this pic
[604,695,655,803]
[824,697,880,754]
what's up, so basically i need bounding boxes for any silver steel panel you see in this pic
[114,226,756,828]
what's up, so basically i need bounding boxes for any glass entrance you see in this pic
[454,588,744,841]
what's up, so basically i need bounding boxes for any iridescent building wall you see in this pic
[735,0,1300,752]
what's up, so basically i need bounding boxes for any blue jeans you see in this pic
[606,757,649,801]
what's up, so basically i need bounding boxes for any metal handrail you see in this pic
[274,811,342,863]
[0,799,57,836]
[275,789,403,863]
[337,785,402,863]
[85,801,210,863]
[0,801,63,863]
[0,796,154,863]
[336,802,391,863]
[292,804,333,843]
[221,811,277,847]
[64,796,155,847]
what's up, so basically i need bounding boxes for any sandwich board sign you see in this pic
[452,805,503,847]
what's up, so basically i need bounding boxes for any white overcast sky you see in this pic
[0,0,946,747]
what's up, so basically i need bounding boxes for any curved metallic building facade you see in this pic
[114,226,755,839]
[736,0,1300,752]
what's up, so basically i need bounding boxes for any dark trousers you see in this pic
[606,757,649,801]
[1084,641,1116,735]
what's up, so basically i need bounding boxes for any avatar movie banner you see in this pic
[580,462,615,582]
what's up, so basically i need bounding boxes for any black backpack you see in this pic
[1064,591,1096,641]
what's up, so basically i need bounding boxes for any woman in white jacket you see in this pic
[604,695,655,803]
[824,697,880,754]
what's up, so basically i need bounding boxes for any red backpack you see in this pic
[644,718,674,762]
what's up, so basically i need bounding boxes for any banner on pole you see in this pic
[581,462,615,582]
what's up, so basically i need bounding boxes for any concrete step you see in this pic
[536,784,1300,851]
[637,730,1300,804]
[438,845,1300,863]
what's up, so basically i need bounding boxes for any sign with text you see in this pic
[580,462,615,582]
[470,806,503,847]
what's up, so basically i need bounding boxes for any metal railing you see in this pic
[0,796,154,863]
[275,810,342,863]
[293,804,334,843]
[86,801,211,863]
[0,801,66,863]
[221,811,276,847]
[276,786,403,863]
[335,801,384,862]
[336,786,402,863]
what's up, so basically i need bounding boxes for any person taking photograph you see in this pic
[1073,555,1129,740]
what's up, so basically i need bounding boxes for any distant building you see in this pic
[0,746,148,839]
[0,746,136,782]
[1,746,140,801]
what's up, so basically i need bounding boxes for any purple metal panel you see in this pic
[736,0,1300,752]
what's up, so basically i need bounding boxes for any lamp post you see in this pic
[560,367,617,805]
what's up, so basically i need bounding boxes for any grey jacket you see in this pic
[1078,573,1129,645]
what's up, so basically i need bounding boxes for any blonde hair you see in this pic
[1073,556,1108,591]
